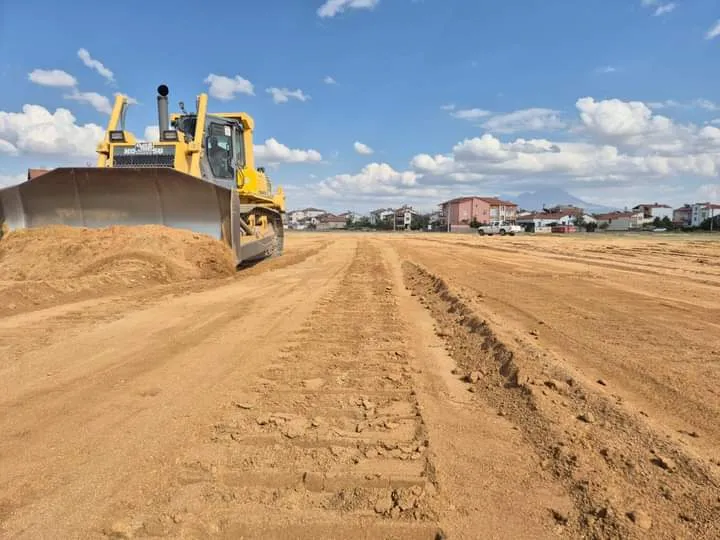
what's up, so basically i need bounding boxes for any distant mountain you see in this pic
[500,187,617,214]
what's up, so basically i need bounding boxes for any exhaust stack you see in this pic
[157,84,169,141]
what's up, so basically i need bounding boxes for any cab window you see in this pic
[206,123,233,178]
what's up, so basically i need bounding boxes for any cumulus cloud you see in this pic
[266,87,310,104]
[318,0,380,18]
[317,163,440,202]
[28,69,77,88]
[324,76,337,84]
[481,108,566,134]
[441,104,456,111]
[654,3,675,16]
[706,20,720,40]
[450,108,492,120]
[0,173,25,188]
[354,141,374,155]
[0,105,105,158]
[648,98,719,111]
[77,48,114,82]
[63,89,113,114]
[204,74,255,100]
[254,138,322,164]
[28,66,119,115]
[311,96,720,204]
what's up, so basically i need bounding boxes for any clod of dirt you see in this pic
[303,471,324,492]
[529,329,540,337]
[282,418,308,439]
[374,493,394,515]
[651,455,677,472]
[578,412,596,424]
[103,520,136,538]
[233,401,255,410]
[627,510,652,530]
[551,508,569,524]
[465,371,483,383]
[302,378,325,391]
[596,379,607,386]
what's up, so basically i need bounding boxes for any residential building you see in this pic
[594,211,644,231]
[673,205,692,226]
[316,213,347,230]
[632,203,673,223]
[690,202,720,227]
[394,205,419,230]
[338,211,364,224]
[439,196,518,227]
[288,208,327,226]
[516,212,575,232]
[369,208,395,225]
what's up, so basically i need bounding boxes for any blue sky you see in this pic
[1,0,719,212]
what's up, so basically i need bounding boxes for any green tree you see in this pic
[699,215,720,231]
[469,217,480,229]
[660,216,674,229]
[411,214,430,230]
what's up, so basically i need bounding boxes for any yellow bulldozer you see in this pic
[0,84,286,266]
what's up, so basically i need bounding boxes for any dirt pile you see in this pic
[0,225,236,315]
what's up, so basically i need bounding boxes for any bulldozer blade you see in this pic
[0,167,246,265]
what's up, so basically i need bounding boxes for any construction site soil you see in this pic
[1,229,719,539]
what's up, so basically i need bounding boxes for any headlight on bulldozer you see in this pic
[162,130,179,141]
[109,130,126,142]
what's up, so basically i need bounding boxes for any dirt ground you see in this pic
[1,229,719,539]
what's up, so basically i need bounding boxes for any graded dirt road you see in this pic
[1,230,719,539]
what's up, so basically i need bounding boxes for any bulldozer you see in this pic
[0,84,286,266]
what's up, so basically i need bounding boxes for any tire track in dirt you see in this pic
[402,261,720,539]
[95,240,444,539]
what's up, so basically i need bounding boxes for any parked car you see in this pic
[477,221,523,236]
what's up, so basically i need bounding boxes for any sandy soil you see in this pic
[1,229,719,539]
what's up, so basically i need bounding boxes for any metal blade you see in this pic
[0,167,231,242]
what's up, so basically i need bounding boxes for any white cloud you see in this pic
[0,139,19,155]
[266,87,311,104]
[450,108,492,120]
[318,0,380,18]
[318,163,435,201]
[354,141,374,155]
[706,20,720,40]
[0,105,105,158]
[481,108,566,134]
[648,99,719,111]
[311,96,720,205]
[324,76,337,84]
[653,3,675,16]
[204,74,255,101]
[64,89,113,114]
[254,138,322,164]
[595,65,617,74]
[144,125,159,141]
[28,69,77,88]
[119,93,139,105]
[696,183,720,201]
[77,48,114,82]
[441,104,456,111]
[0,173,25,188]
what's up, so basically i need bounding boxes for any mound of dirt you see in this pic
[0,225,236,315]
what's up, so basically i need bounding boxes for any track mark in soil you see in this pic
[403,261,720,540]
[97,241,444,539]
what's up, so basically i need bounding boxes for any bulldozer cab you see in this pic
[204,120,243,182]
